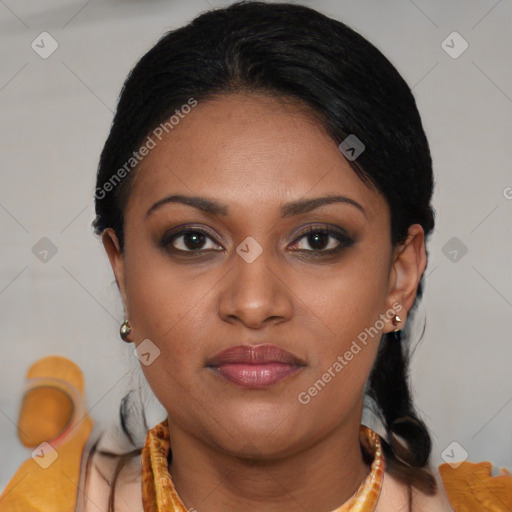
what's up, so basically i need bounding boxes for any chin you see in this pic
[216,407,308,456]
[225,431,305,460]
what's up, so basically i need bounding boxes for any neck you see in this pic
[167,412,372,512]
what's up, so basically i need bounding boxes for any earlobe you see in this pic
[101,228,129,312]
[386,224,427,329]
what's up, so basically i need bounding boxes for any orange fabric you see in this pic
[141,419,385,512]
[0,356,93,512]
[439,460,512,511]
[0,416,93,512]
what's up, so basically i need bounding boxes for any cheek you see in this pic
[123,245,220,380]
[124,242,195,337]
[290,252,390,400]
[297,251,390,349]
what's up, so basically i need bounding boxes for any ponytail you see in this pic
[367,329,437,494]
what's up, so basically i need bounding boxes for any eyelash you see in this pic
[160,224,354,257]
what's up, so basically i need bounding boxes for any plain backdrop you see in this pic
[1,0,511,490]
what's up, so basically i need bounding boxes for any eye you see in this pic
[161,228,223,253]
[289,225,354,254]
[160,224,354,257]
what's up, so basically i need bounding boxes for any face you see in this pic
[103,92,426,458]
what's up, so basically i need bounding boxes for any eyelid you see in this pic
[291,222,351,240]
[289,224,354,251]
[160,225,224,250]
[160,222,354,257]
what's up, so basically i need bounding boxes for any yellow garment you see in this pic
[141,420,385,512]
[0,356,93,512]
[141,419,512,512]
[3,356,512,511]
[439,460,512,511]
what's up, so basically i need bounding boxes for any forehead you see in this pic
[127,93,387,221]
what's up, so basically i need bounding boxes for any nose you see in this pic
[218,243,293,329]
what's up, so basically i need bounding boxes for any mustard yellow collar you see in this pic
[141,419,385,512]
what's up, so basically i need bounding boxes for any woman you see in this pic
[2,1,511,511]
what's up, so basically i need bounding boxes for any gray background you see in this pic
[1,0,511,490]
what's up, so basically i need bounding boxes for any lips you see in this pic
[206,344,306,388]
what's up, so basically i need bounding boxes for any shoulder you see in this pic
[78,436,144,512]
[376,466,454,511]
[437,460,512,511]
[376,460,512,512]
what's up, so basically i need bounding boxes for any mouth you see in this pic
[205,343,306,388]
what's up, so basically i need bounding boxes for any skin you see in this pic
[102,92,427,512]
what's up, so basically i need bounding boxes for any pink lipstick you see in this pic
[206,344,305,388]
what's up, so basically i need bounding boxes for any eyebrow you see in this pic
[146,194,366,219]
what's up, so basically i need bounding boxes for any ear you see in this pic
[385,224,427,332]
[102,228,129,316]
